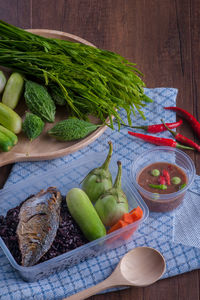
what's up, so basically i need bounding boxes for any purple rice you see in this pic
[0,196,89,266]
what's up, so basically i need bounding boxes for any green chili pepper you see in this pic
[149,184,167,190]
[179,183,186,190]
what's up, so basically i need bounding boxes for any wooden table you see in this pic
[0,1,199,299]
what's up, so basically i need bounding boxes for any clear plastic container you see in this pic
[131,146,196,212]
[0,153,149,282]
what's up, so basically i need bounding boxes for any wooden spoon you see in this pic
[64,246,166,300]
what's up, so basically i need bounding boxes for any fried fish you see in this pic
[17,187,62,267]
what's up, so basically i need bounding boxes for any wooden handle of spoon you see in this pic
[63,276,121,300]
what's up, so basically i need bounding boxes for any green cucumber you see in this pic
[0,131,13,152]
[0,103,22,134]
[0,125,18,145]
[66,188,106,241]
[2,72,24,109]
[0,70,6,94]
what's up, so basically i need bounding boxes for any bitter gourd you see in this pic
[22,112,45,141]
[24,80,56,123]
[48,118,98,141]
[50,85,66,106]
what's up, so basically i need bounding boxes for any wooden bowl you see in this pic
[0,29,109,167]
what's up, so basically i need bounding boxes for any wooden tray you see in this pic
[0,29,109,167]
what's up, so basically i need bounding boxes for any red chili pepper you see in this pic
[128,131,195,150]
[164,106,200,139]
[167,164,173,171]
[161,119,200,152]
[162,169,171,185]
[120,119,183,133]
[159,175,166,185]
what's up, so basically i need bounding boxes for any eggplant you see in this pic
[94,161,129,227]
[81,141,113,204]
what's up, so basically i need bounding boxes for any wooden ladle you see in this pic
[64,246,166,300]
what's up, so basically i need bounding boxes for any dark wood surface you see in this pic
[0,1,199,299]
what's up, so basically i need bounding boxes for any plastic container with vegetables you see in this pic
[0,145,148,281]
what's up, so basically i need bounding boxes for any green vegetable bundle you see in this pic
[0,20,152,128]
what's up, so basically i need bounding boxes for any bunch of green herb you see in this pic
[0,20,152,129]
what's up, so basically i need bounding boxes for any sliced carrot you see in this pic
[106,220,128,244]
[107,206,143,240]
[108,220,127,234]
[122,213,133,224]
[129,206,143,221]
[122,206,143,223]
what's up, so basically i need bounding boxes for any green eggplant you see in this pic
[81,141,113,204]
[94,161,129,227]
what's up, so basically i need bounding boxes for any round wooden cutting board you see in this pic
[0,29,109,167]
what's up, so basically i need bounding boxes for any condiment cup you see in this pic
[131,146,196,212]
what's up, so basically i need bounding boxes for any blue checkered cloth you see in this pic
[1,88,200,300]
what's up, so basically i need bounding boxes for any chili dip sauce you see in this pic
[137,162,187,194]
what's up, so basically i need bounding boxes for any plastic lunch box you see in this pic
[0,153,149,282]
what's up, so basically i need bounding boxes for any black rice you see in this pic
[0,196,89,266]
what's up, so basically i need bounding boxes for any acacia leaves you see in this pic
[0,20,152,128]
